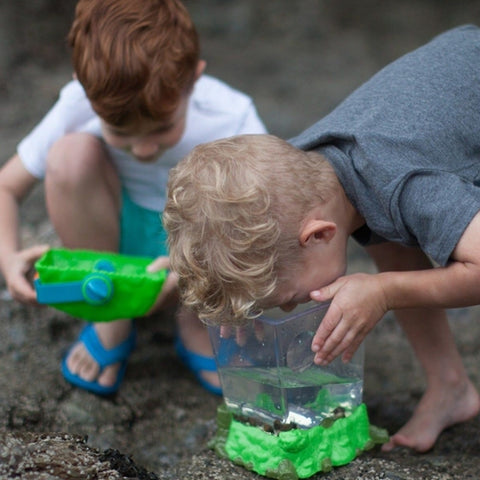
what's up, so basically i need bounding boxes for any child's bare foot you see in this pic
[382,378,480,452]
[176,307,221,392]
[65,319,133,389]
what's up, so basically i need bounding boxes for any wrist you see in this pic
[377,270,408,311]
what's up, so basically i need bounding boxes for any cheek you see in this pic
[306,258,347,291]
[323,258,346,283]
[327,253,347,278]
[103,134,127,150]
[164,122,186,147]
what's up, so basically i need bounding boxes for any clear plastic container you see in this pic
[208,302,364,429]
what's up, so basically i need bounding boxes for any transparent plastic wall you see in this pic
[208,302,364,429]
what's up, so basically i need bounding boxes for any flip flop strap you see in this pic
[80,325,136,369]
[176,338,217,373]
[186,350,217,372]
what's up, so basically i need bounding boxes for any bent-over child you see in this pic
[163,25,480,451]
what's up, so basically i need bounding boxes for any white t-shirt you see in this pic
[18,75,267,211]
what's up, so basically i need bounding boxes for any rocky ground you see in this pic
[1,1,480,479]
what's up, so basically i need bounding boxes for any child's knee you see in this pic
[46,133,109,186]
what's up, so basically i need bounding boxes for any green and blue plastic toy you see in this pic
[34,248,167,321]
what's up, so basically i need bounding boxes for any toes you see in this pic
[79,361,101,382]
[66,344,86,373]
[97,365,120,388]
[381,432,430,453]
[66,343,100,381]
[380,439,395,452]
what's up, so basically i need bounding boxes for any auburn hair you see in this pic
[69,0,200,127]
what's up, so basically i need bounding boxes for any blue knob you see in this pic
[94,259,115,272]
[82,274,114,305]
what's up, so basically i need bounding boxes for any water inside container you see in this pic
[209,302,364,429]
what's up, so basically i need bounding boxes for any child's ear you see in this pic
[299,219,337,246]
[194,60,207,81]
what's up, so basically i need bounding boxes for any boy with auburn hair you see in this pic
[0,0,266,396]
[164,25,480,452]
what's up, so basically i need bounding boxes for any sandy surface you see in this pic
[1,1,480,479]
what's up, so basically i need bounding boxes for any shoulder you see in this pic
[428,24,480,46]
[57,78,89,104]
[191,75,255,114]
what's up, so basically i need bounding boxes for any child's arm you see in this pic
[310,211,480,364]
[0,154,49,303]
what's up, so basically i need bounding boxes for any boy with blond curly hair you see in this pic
[0,0,266,396]
[164,26,480,452]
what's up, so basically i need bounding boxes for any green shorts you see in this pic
[119,189,168,258]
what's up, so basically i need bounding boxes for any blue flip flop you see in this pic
[61,324,137,396]
[175,337,222,396]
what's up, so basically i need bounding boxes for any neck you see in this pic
[303,152,365,237]
[341,192,365,235]
[327,174,365,236]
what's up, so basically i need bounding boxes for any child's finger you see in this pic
[253,320,265,342]
[146,270,178,313]
[147,255,170,272]
[319,326,357,364]
[311,302,342,352]
[235,326,248,346]
[341,337,363,364]
[312,306,349,364]
[220,325,251,345]
[310,277,344,302]
[15,277,38,304]
[21,244,50,266]
[220,325,233,338]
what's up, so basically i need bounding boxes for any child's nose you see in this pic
[280,301,297,312]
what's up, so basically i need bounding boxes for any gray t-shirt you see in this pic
[290,25,480,266]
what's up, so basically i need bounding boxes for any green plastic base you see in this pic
[210,403,389,479]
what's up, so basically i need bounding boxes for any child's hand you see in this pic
[309,273,388,365]
[4,244,50,304]
[220,320,264,346]
[146,256,179,312]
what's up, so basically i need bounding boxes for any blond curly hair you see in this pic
[163,134,336,325]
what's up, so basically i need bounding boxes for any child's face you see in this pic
[260,242,347,313]
[101,95,189,163]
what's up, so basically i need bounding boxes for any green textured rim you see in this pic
[35,248,167,321]
[210,403,389,479]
